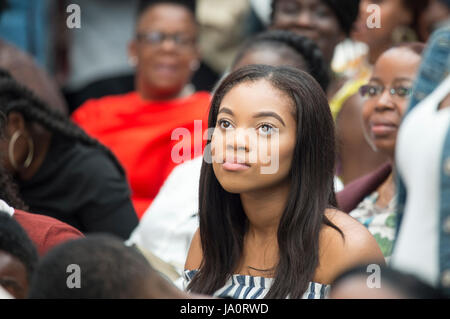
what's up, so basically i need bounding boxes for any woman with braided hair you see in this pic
[0,69,138,239]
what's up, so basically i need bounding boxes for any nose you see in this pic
[375,89,396,111]
[160,37,177,51]
[295,11,314,28]
[225,129,250,153]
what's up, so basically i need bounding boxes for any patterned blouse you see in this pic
[183,270,330,299]
[349,191,397,262]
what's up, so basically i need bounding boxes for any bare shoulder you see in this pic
[184,228,203,271]
[314,209,385,284]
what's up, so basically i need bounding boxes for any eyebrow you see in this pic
[217,107,234,116]
[217,108,286,127]
[253,111,286,127]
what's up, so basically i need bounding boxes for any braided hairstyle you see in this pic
[0,69,125,176]
[233,29,330,91]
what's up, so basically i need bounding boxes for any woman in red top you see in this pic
[72,0,210,217]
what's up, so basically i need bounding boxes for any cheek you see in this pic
[362,101,373,123]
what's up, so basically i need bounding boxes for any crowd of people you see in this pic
[0,0,449,300]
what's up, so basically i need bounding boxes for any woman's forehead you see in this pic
[218,80,295,118]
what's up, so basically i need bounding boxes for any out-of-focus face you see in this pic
[211,79,297,194]
[418,0,450,41]
[352,0,413,50]
[232,46,308,71]
[0,250,28,299]
[272,0,345,64]
[130,4,199,100]
[361,47,421,158]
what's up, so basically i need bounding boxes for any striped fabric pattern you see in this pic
[183,270,330,299]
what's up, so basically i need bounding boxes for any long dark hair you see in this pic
[188,65,342,299]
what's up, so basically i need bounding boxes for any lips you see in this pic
[222,157,251,172]
[370,121,398,136]
[153,63,178,76]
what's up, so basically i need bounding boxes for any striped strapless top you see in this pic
[183,270,330,299]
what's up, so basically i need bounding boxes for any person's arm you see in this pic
[315,209,386,284]
[184,228,203,271]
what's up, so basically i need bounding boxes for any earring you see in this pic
[8,131,34,170]
[190,60,200,72]
[392,26,417,44]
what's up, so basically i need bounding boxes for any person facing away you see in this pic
[338,43,424,262]
[271,0,388,186]
[0,69,138,239]
[127,29,334,282]
[72,0,211,218]
[184,65,385,299]
[28,234,206,299]
[0,211,39,299]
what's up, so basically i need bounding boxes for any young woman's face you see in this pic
[272,0,345,64]
[361,47,421,158]
[130,4,198,99]
[352,0,413,49]
[211,79,297,194]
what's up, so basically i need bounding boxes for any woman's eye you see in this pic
[218,120,232,129]
[258,124,273,135]
[395,87,412,97]
[368,86,381,97]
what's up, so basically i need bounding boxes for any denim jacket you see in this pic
[396,26,450,295]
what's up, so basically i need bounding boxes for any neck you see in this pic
[240,179,290,240]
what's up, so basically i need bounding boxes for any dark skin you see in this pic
[186,80,385,284]
[362,48,421,208]
[0,250,28,299]
[439,94,450,111]
[418,0,450,41]
[128,4,200,101]
[352,0,414,64]
[272,0,388,185]
[0,112,52,181]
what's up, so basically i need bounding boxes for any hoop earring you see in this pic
[8,131,34,170]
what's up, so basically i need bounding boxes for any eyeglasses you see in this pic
[359,84,413,99]
[136,31,196,49]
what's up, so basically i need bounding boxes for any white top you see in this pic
[0,199,14,216]
[391,76,450,286]
[0,285,13,299]
[127,156,203,276]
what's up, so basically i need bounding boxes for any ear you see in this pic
[6,112,27,137]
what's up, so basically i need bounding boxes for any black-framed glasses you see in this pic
[136,31,196,48]
[359,84,413,99]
